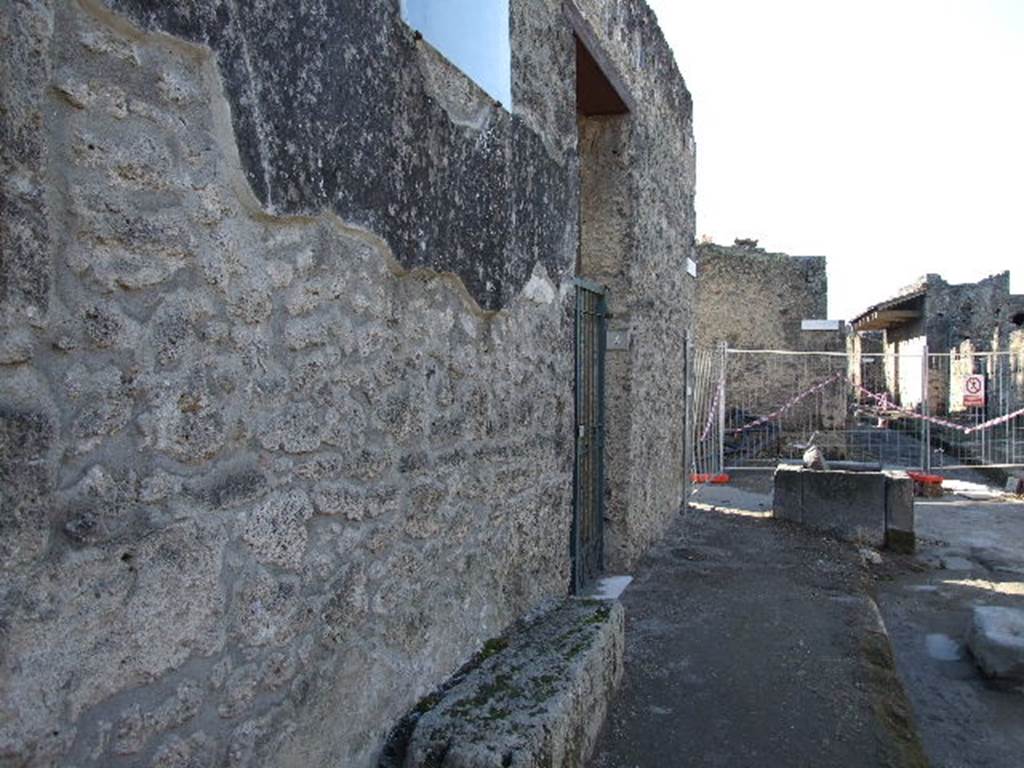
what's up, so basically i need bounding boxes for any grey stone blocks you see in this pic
[967,606,1024,685]
[773,465,914,549]
[401,600,625,768]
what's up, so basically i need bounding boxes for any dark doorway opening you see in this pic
[570,22,632,593]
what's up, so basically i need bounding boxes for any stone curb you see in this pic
[861,594,930,767]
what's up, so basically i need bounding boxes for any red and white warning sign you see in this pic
[963,374,986,408]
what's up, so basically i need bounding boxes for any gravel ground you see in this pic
[589,498,925,768]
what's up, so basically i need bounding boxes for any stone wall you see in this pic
[574,0,696,569]
[695,241,844,431]
[922,272,1018,353]
[1011,329,1024,411]
[0,1,694,766]
[925,273,1024,415]
[695,240,827,351]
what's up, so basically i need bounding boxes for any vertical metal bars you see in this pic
[716,347,1024,472]
[688,344,725,478]
[572,279,607,593]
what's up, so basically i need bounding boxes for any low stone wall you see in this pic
[395,599,625,768]
[773,466,914,549]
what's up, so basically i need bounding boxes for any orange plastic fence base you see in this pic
[907,471,944,486]
[692,473,730,485]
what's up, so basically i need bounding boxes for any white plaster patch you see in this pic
[522,271,555,305]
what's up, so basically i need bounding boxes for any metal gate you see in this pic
[572,278,607,592]
[687,341,726,479]
[702,345,1024,473]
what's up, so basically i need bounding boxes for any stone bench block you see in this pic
[773,465,914,550]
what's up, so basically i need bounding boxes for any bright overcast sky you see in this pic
[647,0,1024,320]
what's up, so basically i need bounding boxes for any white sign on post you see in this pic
[963,374,985,408]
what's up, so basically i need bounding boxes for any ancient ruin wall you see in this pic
[695,242,844,433]
[574,0,696,569]
[695,242,827,351]
[0,1,694,765]
[1011,329,1024,411]
[922,272,1015,352]
[875,273,1019,411]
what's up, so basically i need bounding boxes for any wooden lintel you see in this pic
[562,1,636,115]
[854,309,922,331]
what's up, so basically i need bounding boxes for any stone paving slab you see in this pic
[968,605,1024,684]
[871,475,1024,768]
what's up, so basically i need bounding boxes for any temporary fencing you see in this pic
[687,342,725,482]
[687,344,1024,473]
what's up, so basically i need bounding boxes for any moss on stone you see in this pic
[478,637,509,661]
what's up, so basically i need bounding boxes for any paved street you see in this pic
[874,474,1024,768]
[589,485,925,768]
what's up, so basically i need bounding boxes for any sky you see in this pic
[646,0,1024,320]
[402,0,512,105]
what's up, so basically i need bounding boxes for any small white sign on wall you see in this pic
[607,328,629,351]
[686,258,697,278]
[801,319,841,331]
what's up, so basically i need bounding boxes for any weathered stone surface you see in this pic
[773,465,914,548]
[967,606,1024,684]
[0,368,59,571]
[571,0,695,570]
[0,520,227,759]
[884,470,915,552]
[696,240,832,351]
[0,0,54,323]
[95,0,574,312]
[241,488,314,569]
[398,600,625,768]
[0,0,693,765]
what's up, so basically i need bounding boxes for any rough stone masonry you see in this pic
[0,1,695,765]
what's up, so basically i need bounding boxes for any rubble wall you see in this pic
[695,242,843,432]
[695,242,827,351]
[572,0,696,568]
[0,0,694,765]
[923,272,1013,353]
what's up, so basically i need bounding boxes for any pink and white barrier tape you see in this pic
[699,386,720,442]
[854,382,1024,435]
[701,372,1024,441]
[731,373,844,434]
[851,383,965,431]
[965,406,1024,434]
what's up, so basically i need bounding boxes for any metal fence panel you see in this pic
[689,343,725,479]
[719,348,1024,472]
